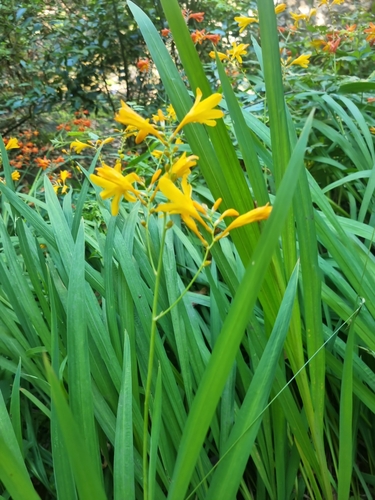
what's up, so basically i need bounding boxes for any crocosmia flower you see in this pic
[90,162,142,216]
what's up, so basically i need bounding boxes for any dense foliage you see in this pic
[2,0,375,499]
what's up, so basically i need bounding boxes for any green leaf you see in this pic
[114,333,135,500]
[206,261,300,498]
[167,112,314,500]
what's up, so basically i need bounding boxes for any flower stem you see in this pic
[154,244,212,322]
[143,217,167,500]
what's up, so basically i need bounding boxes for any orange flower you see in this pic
[204,33,221,45]
[35,157,51,170]
[161,28,171,37]
[136,58,150,72]
[323,38,341,53]
[191,29,206,44]
[364,23,375,45]
[188,12,205,22]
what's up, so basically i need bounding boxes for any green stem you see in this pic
[145,205,157,275]
[154,244,211,321]
[142,217,167,500]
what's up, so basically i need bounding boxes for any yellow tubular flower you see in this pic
[90,162,142,216]
[275,3,287,14]
[308,8,317,19]
[209,51,228,61]
[290,12,307,26]
[59,170,71,182]
[152,109,167,124]
[166,104,176,121]
[115,100,163,144]
[173,88,223,136]
[311,39,325,49]
[234,16,258,33]
[168,152,199,180]
[151,169,162,185]
[212,198,222,212]
[228,42,249,64]
[289,54,311,68]
[215,204,272,241]
[155,176,210,246]
[5,137,20,150]
[70,140,94,154]
[11,171,20,181]
[331,0,344,4]
[318,0,328,5]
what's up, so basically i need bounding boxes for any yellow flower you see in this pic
[209,51,228,61]
[308,8,317,19]
[151,169,162,185]
[155,176,210,246]
[166,104,176,121]
[5,137,20,150]
[115,100,164,144]
[289,54,311,68]
[311,39,325,49]
[90,162,142,216]
[167,152,199,180]
[331,0,344,4]
[11,171,20,181]
[70,140,94,154]
[318,0,328,6]
[59,170,71,183]
[275,3,286,14]
[152,109,167,124]
[98,137,115,146]
[151,149,164,159]
[215,204,272,241]
[173,88,223,136]
[370,127,375,135]
[290,12,307,26]
[228,42,249,64]
[234,16,258,33]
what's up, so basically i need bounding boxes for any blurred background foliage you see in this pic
[0,0,249,135]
